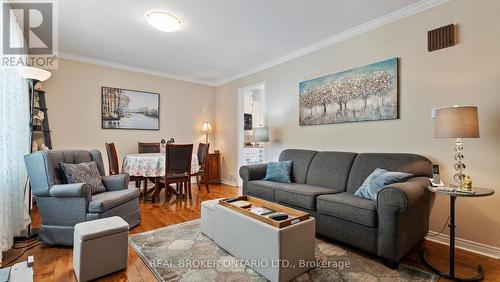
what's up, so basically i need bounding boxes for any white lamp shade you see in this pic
[253,127,269,143]
[19,66,51,82]
[201,122,213,133]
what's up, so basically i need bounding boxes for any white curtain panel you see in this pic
[0,6,31,263]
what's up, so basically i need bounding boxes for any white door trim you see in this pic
[236,81,266,186]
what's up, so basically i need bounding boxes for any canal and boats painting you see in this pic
[101,87,160,130]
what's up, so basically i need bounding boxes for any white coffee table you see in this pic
[201,196,316,282]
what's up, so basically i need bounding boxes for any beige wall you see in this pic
[45,59,216,170]
[215,0,500,248]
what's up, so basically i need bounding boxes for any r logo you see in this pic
[2,2,53,55]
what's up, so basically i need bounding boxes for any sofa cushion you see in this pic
[247,180,280,200]
[45,150,94,186]
[279,149,318,184]
[274,183,341,210]
[89,188,140,213]
[306,151,357,190]
[60,161,106,194]
[263,161,293,183]
[354,168,413,201]
[346,153,432,193]
[317,192,377,227]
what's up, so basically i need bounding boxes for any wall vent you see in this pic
[428,24,456,52]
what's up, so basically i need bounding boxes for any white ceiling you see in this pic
[58,0,431,85]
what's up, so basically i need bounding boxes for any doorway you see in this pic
[236,81,266,186]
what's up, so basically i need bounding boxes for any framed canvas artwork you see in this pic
[101,87,160,130]
[299,58,398,126]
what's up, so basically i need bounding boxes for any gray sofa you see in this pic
[24,149,141,246]
[239,149,432,267]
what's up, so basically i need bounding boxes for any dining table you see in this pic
[121,152,199,201]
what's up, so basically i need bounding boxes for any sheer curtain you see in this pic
[0,6,31,263]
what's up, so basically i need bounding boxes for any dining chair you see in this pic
[138,142,161,153]
[105,143,120,175]
[155,144,193,201]
[137,142,161,197]
[192,143,210,192]
[105,142,144,190]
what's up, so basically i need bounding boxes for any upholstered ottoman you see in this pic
[213,202,316,282]
[73,216,129,281]
[200,199,220,239]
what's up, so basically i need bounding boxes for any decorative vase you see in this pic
[462,175,473,191]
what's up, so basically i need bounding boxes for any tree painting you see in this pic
[299,58,398,125]
[102,87,160,130]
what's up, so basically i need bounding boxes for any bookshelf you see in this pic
[31,88,52,150]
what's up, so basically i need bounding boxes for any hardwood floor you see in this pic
[2,183,499,281]
[404,240,500,282]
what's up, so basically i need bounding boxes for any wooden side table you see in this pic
[203,152,221,184]
[422,186,495,281]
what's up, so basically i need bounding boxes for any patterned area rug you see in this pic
[129,220,437,282]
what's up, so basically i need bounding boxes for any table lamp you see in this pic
[253,127,269,144]
[434,106,479,189]
[200,122,212,144]
[20,66,52,82]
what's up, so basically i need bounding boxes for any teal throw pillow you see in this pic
[263,161,293,183]
[354,168,413,201]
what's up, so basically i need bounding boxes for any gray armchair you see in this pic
[24,149,141,246]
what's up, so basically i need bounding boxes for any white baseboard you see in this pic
[426,231,500,259]
[221,178,239,187]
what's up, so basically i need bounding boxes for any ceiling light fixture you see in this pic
[146,11,181,32]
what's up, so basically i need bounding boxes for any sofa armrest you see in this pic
[50,183,92,201]
[101,174,130,191]
[376,176,431,262]
[377,176,429,211]
[239,164,268,183]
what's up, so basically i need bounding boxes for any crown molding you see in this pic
[57,52,217,87]
[57,0,449,88]
[213,0,449,86]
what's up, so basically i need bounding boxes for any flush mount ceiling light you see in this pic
[146,11,181,32]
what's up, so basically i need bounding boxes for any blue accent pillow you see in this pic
[263,161,293,183]
[354,168,413,201]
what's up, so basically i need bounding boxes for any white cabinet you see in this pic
[244,94,253,114]
[243,92,265,127]
[252,101,264,127]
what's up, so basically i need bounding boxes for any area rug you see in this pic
[129,220,437,282]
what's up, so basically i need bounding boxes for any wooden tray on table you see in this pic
[218,195,310,229]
